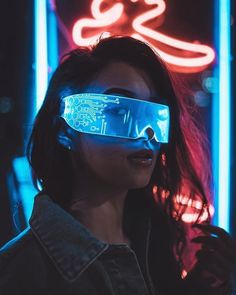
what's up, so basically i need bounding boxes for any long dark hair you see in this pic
[27,36,212,277]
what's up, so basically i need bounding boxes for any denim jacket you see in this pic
[0,193,233,295]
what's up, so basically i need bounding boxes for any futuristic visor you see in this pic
[60,93,170,143]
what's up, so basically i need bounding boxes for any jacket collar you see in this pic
[29,192,152,282]
[29,194,108,282]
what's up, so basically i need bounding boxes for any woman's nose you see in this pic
[135,127,161,150]
[142,127,155,141]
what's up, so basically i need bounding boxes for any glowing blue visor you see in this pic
[60,93,170,143]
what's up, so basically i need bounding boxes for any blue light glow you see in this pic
[12,157,38,223]
[61,93,170,143]
[218,0,231,231]
[16,0,58,223]
[213,0,231,232]
[47,1,59,79]
[35,0,48,113]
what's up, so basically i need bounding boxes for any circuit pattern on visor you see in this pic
[61,93,169,143]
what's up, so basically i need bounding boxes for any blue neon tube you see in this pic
[34,0,48,113]
[47,1,59,79]
[213,0,231,232]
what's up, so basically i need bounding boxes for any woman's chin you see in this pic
[126,176,151,189]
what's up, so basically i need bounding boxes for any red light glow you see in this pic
[72,0,215,73]
[181,269,188,279]
[152,186,214,224]
[72,0,123,47]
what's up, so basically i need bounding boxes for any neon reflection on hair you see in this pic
[152,185,215,224]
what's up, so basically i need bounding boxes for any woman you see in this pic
[0,36,235,295]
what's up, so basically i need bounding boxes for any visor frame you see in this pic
[60,93,170,143]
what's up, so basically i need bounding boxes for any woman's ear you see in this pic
[55,117,74,151]
[57,133,73,150]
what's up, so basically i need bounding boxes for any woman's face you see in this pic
[66,62,162,189]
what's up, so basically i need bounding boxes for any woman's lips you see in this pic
[127,149,154,167]
[128,157,153,167]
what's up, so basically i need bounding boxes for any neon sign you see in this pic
[72,0,215,73]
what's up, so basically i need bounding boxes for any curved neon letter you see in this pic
[72,0,124,46]
[132,0,215,68]
[72,0,215,72]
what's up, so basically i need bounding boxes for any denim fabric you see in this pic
[0,194,233,295]
[0,194,157,295]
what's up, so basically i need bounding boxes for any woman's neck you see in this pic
[68,180,130,245]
